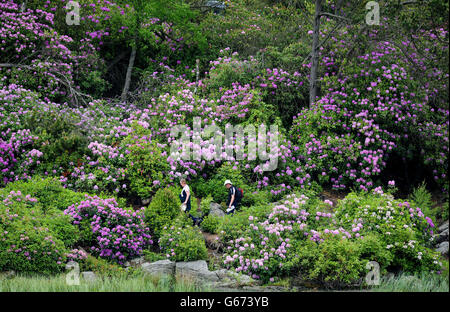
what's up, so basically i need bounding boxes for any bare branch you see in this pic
[0,62,93,106]
[319,12,351,22]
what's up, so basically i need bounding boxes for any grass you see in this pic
[0,273,212,292]
[370,272,449,292]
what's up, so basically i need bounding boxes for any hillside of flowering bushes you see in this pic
[0,0,448,290]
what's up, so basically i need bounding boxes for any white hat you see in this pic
[224,179,232,186]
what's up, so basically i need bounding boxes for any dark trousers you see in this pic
[179,194,201,224]
[226,200,240,215]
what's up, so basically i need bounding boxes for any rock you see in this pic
[212,281,238,288]
[175,260,219,283]
[214,269,230,280]
[130,257,145,267]
[226,271,255,285]
[212,269,256,286]
[438,220,449,232]
[81,271,97,282]
[432,228,449,245]
[209,203,225,218]
[241,286,273,292]
[141,260,175,277]
[436,241,449,256]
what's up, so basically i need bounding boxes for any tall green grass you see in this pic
[0,273,211,292]
[371,272,449,292]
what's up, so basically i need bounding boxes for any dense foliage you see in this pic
[0,0,447,288]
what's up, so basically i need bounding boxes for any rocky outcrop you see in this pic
[176,260,220,283]
[436,241,449,256]
[124,256,145,268]
[139,259,257,288]
[141,260,175,277]
[433,220,449,257]
[209,203,225,218]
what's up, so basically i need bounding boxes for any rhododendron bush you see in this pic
[221,191,441,284]
[64,195,152,264]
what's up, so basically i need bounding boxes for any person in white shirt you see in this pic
[179,178,191,212]
[179,178,202,226]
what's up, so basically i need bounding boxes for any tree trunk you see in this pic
[121,5,141,104]
[120,44,137,103]
[309,0,323,107]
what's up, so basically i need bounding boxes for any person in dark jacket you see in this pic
[224,180,241,215]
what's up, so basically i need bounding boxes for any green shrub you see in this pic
[123,124,171,199]
[356,233,394,275]
[201,215,220,234]
[81,255,141,278]
[218,203,274,243]
[0,177,84,248]
[408,182,437,221]
[1,177,87,213]
[200,194,214,216]
[335,191,441,273]
[0,178,92,274]
[295,236,366,288]
[159,223,208,262]
[205,49,259,90]
[42,214,81,247]
[24,109,89,174]
[441,202,449,221]
[0,220,67,275]
[195,163,251,206]
[142,250,167,263]
[145,188,181,239]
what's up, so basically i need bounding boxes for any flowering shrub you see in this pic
[66,248,88,262]
[200,214,220,234]
[23,108,89,175]
[222,194,317,282]
[64,195,152,264]
[0,221,67,275]
[0,129,40,186]
[122,125,170,199]
[0,1,105,103]
[221,191,442,284]
[0,188,68,274]
[335,191,441,272]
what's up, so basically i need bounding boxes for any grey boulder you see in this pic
[210,203,225,217]
[438,220,449,233]
[436,241,449,256]
[175,260,219,283]
[141,260,175,277]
